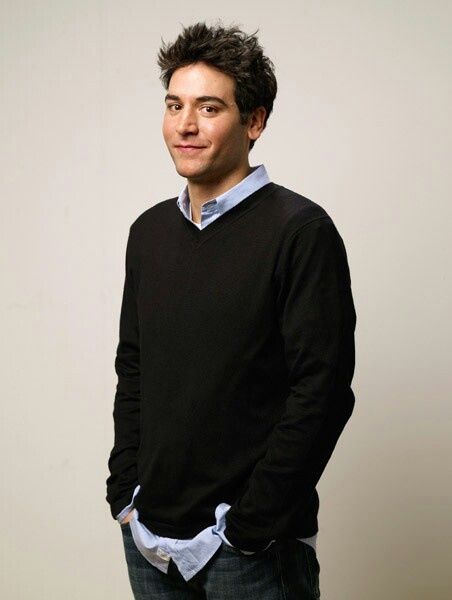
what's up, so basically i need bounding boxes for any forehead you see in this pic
[168,62,236,101]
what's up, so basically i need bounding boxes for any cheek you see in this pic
[162,124,167,140]
[205,124,235,148]
[162,117,172,141]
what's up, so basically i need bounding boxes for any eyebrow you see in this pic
[164,94,229,108]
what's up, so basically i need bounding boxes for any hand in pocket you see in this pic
[120,508,135,525]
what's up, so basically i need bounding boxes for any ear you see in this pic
[247,106,267,143]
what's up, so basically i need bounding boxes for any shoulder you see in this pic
[265,183,334,237]
[128,196,178,236]
[265,184,350,267]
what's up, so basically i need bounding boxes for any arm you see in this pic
[115,483,141,524]
[224,216,356,551]
[105,225,141,520]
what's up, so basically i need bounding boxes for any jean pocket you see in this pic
[221,540,245,554]
[298,541,320,597]
[221,539,274,556]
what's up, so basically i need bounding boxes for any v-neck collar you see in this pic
[175,182,277,247]
[176,164,271,228]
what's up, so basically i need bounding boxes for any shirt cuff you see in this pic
[115,484,141,522]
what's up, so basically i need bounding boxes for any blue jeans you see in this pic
[120,522,321,599]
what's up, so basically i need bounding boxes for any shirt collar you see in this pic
[176,164,270,224]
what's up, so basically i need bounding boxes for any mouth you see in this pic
[174,145,206,153]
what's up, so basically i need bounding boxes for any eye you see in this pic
[201,106,218,114]
[166,103,181,111]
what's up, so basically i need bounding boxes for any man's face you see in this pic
[162,61,253,185]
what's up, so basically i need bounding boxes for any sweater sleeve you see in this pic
[224,216,356,551]
[105,225,141,520]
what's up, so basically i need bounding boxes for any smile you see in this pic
[175,146,206,153]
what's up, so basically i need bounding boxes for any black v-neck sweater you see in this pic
[106,182,356,551]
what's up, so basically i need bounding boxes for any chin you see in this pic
[174,163,207,180]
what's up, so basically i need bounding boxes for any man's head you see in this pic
[157,22,277,152]
[157,22,277,186]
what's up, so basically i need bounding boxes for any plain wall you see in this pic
[1,1,451,598]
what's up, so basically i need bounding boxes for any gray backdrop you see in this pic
[1,1,451,598]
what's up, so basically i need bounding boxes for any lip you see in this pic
[174,145,206,153]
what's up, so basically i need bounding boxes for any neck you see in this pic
[187,163,253,224]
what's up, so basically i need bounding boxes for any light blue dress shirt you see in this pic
[115,164,318,582]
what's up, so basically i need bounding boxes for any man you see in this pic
[106,21,356,600]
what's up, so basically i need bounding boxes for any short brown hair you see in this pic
[157,21,277,151]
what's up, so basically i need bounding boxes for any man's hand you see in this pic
[120,509,135,525]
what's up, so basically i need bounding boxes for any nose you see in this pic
[175,107,199,136]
